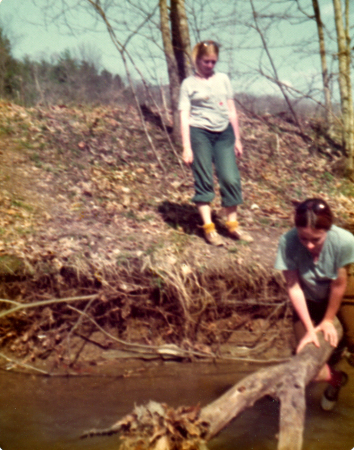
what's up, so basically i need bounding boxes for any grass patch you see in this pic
[29,152,42,167]
[116,252,134,266]
[11,200,34,212]
[0,255,25,275]
[145,241,165,256]
[340,180,354,198]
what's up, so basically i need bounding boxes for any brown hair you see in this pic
[191,40,219,68]
[295,198,333,230]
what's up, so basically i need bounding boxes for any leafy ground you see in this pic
[0,101,354,375]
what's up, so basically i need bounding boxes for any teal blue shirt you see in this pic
[275,225,354,302]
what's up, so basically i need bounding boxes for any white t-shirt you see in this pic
[178,72,233,132]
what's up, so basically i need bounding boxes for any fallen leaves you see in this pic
[0,99,353,371]
[82,400,209,450]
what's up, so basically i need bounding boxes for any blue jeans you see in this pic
[190,124,243,207]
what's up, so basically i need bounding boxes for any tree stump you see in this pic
[82,318,342,450]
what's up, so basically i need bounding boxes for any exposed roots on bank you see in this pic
[0,254,292,375]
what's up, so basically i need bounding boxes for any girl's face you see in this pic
[297,226,327,257]
[197,53,218,77]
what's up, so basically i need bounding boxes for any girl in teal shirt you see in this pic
[275,198,354,410]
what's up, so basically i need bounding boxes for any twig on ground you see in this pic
[64,298,96,364]
[0,352,50,375]
[0,295,98,319]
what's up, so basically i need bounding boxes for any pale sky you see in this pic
[0,0,125,75]
[0,0,350,98]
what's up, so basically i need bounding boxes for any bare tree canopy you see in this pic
[3,0,354,174]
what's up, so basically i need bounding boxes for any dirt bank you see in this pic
[0,101,353,375]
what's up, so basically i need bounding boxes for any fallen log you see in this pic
[201,319,343,450]
[82,318,342,450]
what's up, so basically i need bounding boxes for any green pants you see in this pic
[189,124,243,207]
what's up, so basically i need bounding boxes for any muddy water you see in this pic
[0,360,353,450]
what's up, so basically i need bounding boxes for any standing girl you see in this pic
[178,40,252,245]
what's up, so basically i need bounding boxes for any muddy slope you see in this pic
[0,101,353,374]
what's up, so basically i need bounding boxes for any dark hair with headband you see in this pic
[191,40,219,68]
[295,198,333,231]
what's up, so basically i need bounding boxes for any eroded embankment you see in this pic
[1,101,354,375]
[0,252,294,376]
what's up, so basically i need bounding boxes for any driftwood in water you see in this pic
[82,318,342,450]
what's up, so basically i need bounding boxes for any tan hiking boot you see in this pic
[226,220,253,243]
[202,223,223,246]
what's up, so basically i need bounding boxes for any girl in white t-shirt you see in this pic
[178,40,252,246]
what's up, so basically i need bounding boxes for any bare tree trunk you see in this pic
[170,0,193,82]
[33,65,46,106]
[0,48,5,98]
[333,0,354,178]
[344,0,354,174]
[159,0,182,141]
[312,0,334,134]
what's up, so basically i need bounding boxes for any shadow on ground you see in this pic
[158,201,233,239]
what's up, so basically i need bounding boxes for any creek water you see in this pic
[0,360,353,450]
